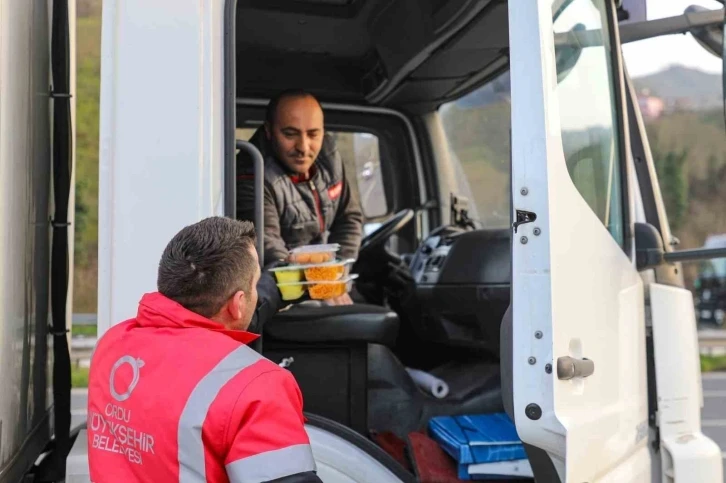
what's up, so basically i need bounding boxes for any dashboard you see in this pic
[405,227,511,355]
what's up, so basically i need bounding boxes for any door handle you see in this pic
[557,356,594,380]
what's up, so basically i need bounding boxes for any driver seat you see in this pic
[262,303,400,434]
[262,303,504,439]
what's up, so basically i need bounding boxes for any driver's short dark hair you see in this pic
[265,89,323,126]
[157,216,257,318]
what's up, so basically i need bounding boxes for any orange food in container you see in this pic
[303,259,355,282]
[276,275,358,301]
[307,276,358,300]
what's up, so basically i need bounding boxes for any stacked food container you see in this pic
[270,244,358,301]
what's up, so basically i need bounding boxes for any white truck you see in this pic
[2,0,726,482]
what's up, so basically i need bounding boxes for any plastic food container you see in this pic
[307,276,357,300]
[302,259,355,282]
[270,258,354,283]
[278,283,307,301]
[277,275,358,301]
[269,266,304,284]
[288,244,340,265]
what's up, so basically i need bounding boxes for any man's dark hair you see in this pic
[265,89,323,126]
[157,216,257,318]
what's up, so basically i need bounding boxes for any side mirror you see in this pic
[686,5,724,57]
[636,222,726,271]
[685,5,726,133]
[552,0,643,82]
[555,24,585,83]
[635,222,665,271]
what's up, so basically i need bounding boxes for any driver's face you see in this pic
[265,95,324,177]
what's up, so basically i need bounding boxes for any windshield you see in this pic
[439,70,512,229]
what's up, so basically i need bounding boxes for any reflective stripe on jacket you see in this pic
[87,292,319,482]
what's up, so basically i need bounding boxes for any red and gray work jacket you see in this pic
[87,292,322,482]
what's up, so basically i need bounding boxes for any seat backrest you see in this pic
[264,304,400,347]
[235,132,261,180]
[261,304,401,436]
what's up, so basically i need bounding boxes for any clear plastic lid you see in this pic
[288,244,341,264]
[289,243,341,254]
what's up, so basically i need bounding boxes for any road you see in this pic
[67,373,726,480]
[702,372,726,477]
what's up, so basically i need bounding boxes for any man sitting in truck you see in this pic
[237,89,363,306]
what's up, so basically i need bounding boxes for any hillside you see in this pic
[452,65,723,112]
[633,65,722,110]
[74,11,102,312]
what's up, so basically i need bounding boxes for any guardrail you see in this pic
[71,314,97,367]
[698,330,726,356]
[70,314,726,361]
[73,313,97,326]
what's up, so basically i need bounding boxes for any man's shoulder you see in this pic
[321,133,342,165]
[316,133,344,178]
[215,357,301,413]
[94,318,135,347]
[239,152,291,187]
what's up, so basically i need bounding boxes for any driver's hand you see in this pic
[325,293,354,306]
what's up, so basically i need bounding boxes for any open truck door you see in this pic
[507,1,725,481]
[508,0,654,480]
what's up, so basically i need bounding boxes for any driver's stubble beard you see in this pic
[270,132,317,176]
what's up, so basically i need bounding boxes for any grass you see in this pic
[701,355,726,373]
[72,366,90,388]
[72,324,97,337]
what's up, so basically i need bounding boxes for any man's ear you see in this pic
[225,290,246,321]
[264,122,272,140]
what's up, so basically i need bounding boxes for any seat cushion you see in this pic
[263,303,400,347]
[367,344,503,438]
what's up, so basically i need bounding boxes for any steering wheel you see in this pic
[359,208,415,258]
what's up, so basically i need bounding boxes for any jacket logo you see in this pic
[110,355,145,402]
[328,181,343,201]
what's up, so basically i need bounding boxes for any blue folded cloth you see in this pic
[465,459,533,480]
[428,412,527,476]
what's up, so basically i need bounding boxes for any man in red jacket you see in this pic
[87,216,323,482]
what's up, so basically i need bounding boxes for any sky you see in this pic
[621,0,723,77]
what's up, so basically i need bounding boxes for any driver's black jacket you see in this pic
[247,266,285,336]
[237,127,363,266]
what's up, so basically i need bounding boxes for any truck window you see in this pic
[439,71,512,229]
[553,0,625,247]
[236,127,389,220]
